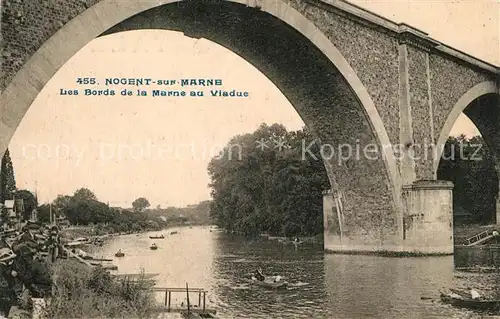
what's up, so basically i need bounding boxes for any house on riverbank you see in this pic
[3,199,24,229]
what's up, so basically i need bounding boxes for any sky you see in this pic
[7,1,499,207]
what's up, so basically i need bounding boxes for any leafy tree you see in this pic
[0,205,8,225]
[32,184,172,232]
[37,204,53,223]
[64,199,115,225]
[53,195,73,210]
[52,194,73,217]
[132,197,150,212]
[73,188,97,201]
[208,123,330,237]
[438,135,498,224]
[0,148,16,202]
[14,189,38,220]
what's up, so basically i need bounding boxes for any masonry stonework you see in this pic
[430,55,496,147]
[1,0,499,255]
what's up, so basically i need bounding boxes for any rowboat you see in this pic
[181,311,218,318]
[149,235,164,239]
[150,243,158,250]
[171,231,178,235]
[115,251,125,257]
[243,277,288,289]
[440,292,500,311]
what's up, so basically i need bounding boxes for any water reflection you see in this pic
[323,255,461,318]
[93,227,494,318]
[212,233,327,318]
[454,246,500,267]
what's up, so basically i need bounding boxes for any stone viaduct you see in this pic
[1,0,499,255]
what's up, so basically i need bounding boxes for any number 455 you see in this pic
[76,78,96,85]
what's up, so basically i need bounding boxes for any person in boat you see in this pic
[76,248,88,258]
[117,249,122,254]
[449,291,462,299]
[468,287,481,300]
[254,268,265,281]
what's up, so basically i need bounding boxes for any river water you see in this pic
[91,226,499,319]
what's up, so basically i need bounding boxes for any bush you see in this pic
[41,260,156,318]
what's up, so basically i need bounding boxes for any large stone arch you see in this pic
[0,0,402,250]
[434,81,500,175]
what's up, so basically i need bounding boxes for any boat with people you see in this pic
[244,277,288,289]
[150,243,158,250]
[244,269,288,289]
[115,249,125,257]
[149,234,164,239]
[440,289,500,311]
[181,311,218,318]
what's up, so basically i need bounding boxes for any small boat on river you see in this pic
[171,231,178,235]
[150,243,158,250]
[440,290,500,311]
[244,276,288,289]
[149,234,164,239]
[181,312,218,318]
[115,250,125,257]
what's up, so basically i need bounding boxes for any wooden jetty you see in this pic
[150,285,217,318]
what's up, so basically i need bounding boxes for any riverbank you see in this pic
[60,226,149,240]
[454,224,498,245]
[59,223,201,242]
[35,259,157,319]
[263,233,323,244]
[220,229,324,244]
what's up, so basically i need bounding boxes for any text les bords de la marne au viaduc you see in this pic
[60,77,250,98]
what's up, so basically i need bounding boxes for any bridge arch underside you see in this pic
[462,94,500,168]
[459,94,500,223]
[101,1,401,251]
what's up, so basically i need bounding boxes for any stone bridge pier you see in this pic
[0,0,499,255]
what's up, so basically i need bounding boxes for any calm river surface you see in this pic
[91,226,498,318]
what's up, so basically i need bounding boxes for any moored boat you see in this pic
[115,250,125,257]
[440,292,500,311]
[150,243,158,250]
[170,231,178,235]
[181,311,218,318]
[149,234,164,239]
